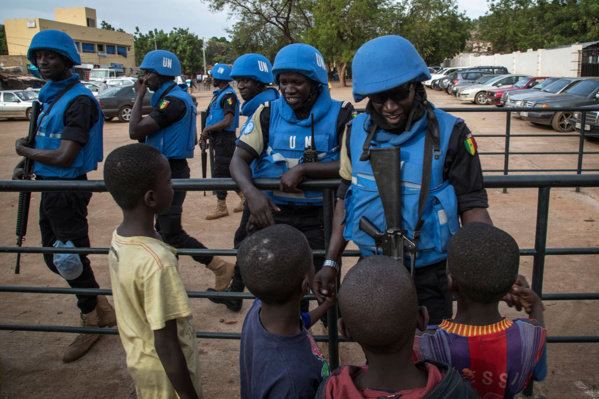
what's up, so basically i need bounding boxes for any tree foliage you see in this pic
[0,25,7,55]
[205,36,235,65]
[100,21,125,32]
[478,0,599,53]
[133,27,204,75]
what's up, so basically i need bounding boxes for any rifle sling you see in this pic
[37,80,80,129]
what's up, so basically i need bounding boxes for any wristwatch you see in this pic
[323,259,339,272]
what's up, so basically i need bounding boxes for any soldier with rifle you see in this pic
[13,30,116,363]
[227,44,354,314]
[314,36,492,325]
[208,53,279,311]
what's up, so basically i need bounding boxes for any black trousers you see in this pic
[413,260,453,325]
[155,159,213,265]
[39,180,99,314]
[211,131,237,200]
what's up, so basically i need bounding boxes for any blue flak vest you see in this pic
[146,83,197,159]
[344,108,460,267]
[206,85,240,132]
[252,90,342,206]
[34,83,103,179]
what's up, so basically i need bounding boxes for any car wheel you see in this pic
[551,111,574,132]
[118,106,132,122]
[475,92,488,105]
[26,108,32,120]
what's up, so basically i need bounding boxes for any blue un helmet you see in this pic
[139,50,182,77]
[230,54,273,84]
[27,30,81,66]
[210,63,233,81]
[352,35,431,102]
[272,44,328,86]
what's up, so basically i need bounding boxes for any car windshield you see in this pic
[475,75,496,84]
[542,79,575,93]
[97,87,123,97]
[513,78,532,88]
[15,91,37,100]
[565,80,599,96]
[535,78,559,90]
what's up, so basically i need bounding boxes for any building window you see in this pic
[106,45,116,54]
[97,44,105,52]
[82,43,95,53]
[87,18,96,28]
[117,46,127,57]
[26,20,36,28]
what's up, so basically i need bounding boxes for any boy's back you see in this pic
[414,318,546,398]
[109,232,202,397]
[240,300,328,399]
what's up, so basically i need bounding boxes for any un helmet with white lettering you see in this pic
[230,54,273,84]
[139,50,181,77]
[272,44,328,86]
[352,35,431,102]
[27,30,81,66]
[210,63,233,81]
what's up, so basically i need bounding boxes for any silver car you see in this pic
[456,74,529,105]
[0,90,38,120]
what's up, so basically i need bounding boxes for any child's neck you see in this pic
[117,209,161,239]
[356,345,428,392]
[259,300,302,336]
[452,299,503,326]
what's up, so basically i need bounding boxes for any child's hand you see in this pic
[502,274,529,311]
[508,286,544,315]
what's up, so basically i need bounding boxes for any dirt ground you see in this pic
[0,83,598,398]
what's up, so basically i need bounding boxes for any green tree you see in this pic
[205,36,235,65]
[228,16,290,62]
[134,27,204,75]
[0,25,8,55]
[100,21,126,32]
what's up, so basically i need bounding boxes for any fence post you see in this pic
[576,111,588,193]
[503,111,511,194]
[532,186,551,296]
[322,188,340,369]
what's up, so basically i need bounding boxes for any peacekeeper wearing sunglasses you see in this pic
[314,35,493,325]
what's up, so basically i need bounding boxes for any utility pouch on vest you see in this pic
[53,240,83,280]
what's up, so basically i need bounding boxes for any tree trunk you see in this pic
[336,61,348,87]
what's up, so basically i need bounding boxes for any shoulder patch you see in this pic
[226,98,233,105]
[464,133,477,156]
[242,121,255,135]
[159,100,169,110]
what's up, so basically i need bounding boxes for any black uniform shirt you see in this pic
[149,96,187,128]
[61,96,99,146]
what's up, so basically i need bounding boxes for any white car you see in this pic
[456,74,529,105]
[104,78,136,87]
[0,90,38,120]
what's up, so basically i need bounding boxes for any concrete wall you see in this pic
[448,45,582,77]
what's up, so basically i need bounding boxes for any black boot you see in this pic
[208,262,244,312]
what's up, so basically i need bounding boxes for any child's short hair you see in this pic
[338,255,418,354]
[238,224,311,304]
[448,222,519,303]
[104,143,166,210]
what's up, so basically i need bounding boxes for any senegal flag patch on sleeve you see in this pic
[159,100,169,109]
[227,98,233,105]
[464,133,477,155]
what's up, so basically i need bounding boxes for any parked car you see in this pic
[423,67,467,87]
[464,65,510,75]
[104,77,136,87]
[486,76,550,106]
[0,90,38,120]
[457,74,529,105]
[505,77,583,113]
[97,85,153,122]
[81,81,104,96]
[448,71,497,95]
[571,105,599,139]
[519,78,599,132]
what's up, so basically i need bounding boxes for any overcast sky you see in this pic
[1,0,490,40]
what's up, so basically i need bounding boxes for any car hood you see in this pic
[526,93,597,106]
[489,87,522,95]
[507,88,542,99]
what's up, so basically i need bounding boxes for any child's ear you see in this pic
[417,306,430,331]
[447,272,456,294]
[337,317,353,342]
[144,190,156,208]
[301,275,311,296]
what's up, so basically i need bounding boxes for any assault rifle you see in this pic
[15,100,42,274]
[358,146,416,275]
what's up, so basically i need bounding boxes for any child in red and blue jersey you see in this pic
[414,222,547,399]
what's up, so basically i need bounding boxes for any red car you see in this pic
[486,77,551,106]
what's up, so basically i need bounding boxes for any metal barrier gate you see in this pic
[1,175,599,373]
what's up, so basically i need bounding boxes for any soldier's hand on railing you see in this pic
[279,165,304,193]
[245,188,280,230]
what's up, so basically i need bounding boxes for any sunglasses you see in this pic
[368,84,413,104]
